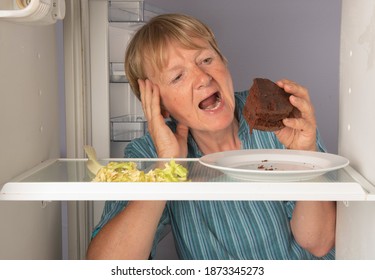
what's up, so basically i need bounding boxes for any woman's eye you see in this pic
[172,74,182,83]
[202,57,213,64]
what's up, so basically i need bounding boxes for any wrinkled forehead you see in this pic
[142,37,209,77]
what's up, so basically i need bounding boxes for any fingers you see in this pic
[277,79,316,127]
[274,79,318,151]
[276,79,310,101]
[284,95,316,133]
[175,123,189,141]
[137,79,188,157]
[288,95,316,125]
[138,79,162,121]
[283,116,315,132]
[138,79,147,116]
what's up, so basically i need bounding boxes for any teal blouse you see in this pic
[92,90,335,260]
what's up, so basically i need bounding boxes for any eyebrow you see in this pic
[165,48,214,72]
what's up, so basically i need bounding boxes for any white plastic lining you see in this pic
[0,0,65,25]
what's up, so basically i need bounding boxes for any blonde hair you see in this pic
[124,13,225,100]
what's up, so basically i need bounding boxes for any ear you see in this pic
[160,99,170,118]
[161,107,170,118]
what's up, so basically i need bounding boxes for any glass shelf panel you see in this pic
[108,0,163,22]
[110,114,147,142]
[1,159,371,201]
[110,62,127,83]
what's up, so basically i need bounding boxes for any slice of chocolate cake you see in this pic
[243,78,296,133]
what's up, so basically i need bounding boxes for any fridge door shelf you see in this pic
[1,158,373,201]
[108,0,163,23]
[110,114,147,142]
[110,62,127,83]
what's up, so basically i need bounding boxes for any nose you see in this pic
[194,66,212,89]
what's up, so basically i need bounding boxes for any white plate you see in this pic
[199,149,349,182]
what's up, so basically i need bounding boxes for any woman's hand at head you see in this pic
[274,79,317,151]
[138,79,189,158]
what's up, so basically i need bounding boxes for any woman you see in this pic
[86,13,336,260]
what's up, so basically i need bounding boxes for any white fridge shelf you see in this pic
[1,159,373,201]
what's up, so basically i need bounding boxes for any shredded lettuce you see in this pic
[93,160,188,182]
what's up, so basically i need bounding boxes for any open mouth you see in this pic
[198,92,222,110]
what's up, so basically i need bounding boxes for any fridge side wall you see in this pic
[0,21,62,259]
[337,0,375,259]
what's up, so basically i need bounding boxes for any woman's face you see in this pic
[145,38,235,133]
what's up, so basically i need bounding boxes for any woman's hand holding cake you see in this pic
[274,79,317,151]
[243,78,317,151]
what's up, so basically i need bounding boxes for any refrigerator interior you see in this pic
[90,0,164,160]
[1,0,375,260]
[108,20,145,158]
[90,0,375,259]
[89,0,164,255]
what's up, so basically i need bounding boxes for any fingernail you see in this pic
[286,84,293,91]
